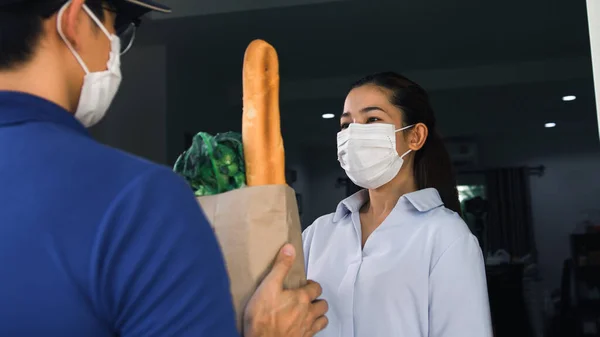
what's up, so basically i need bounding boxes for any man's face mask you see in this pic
[56,1,122,128]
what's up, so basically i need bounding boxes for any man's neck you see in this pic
[0,58,74,113]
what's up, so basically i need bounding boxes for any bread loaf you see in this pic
[242,39,286,186]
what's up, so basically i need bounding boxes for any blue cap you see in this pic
[0,0,171,18]
[114,0,171,16]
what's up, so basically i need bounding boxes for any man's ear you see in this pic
[408,123,429,151]
[61,0,86,48]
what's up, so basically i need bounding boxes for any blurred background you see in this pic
[90,0,600,336]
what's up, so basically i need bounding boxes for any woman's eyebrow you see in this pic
[341,106,388,118]
[360,106,387,114]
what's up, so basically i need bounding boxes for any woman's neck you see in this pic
[364,174,417,219]
[358,174,417,248]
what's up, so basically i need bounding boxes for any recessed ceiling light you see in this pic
[322,113,335,119]
[562,95,576,102]
[545,122,556,128]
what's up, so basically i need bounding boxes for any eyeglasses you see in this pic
[104,5,140,55]
[116,22,137,55]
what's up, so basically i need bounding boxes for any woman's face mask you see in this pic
[337,123,414,189]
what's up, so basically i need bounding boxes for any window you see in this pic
[458,184,487,241]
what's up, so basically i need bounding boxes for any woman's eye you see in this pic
[366,117,380,123]
[340,123,350,130]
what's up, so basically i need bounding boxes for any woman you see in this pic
[302,72,492,337]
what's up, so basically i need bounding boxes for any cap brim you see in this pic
[116,0,171,23]
[123,0,171,14]
[112,0,170,31]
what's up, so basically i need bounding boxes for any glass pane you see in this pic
[458,184,487,237]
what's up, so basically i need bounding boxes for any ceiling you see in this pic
[136,0,600,156]
[139,0,591,76]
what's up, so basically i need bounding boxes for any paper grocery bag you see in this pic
[197,184,307,331]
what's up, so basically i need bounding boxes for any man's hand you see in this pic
[243,244,329,337]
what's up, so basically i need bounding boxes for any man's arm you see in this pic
[92,168,239,337]
[243,244,329,337]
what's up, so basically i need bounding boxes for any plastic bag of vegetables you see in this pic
[173,131,246,196]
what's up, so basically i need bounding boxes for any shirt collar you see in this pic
[0,91,89,137]
[332,187,445,222]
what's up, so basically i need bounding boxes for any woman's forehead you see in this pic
[344,85,393,111]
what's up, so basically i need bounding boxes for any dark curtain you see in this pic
[485,167,536,258]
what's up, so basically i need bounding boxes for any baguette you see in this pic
[242,39,286,186]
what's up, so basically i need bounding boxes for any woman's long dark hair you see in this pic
[351,72,462,214]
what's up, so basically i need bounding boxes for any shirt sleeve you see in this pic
[428,234,493,337]
[301,224,316,272]
[92,168,239,337]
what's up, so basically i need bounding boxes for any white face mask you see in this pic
[337,123,414,190]
[56,2,122,128]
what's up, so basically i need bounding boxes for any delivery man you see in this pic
[0,0,328,336]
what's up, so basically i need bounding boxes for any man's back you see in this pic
[0,92,239,336]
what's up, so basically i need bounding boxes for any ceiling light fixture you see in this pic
[322,113,335,119]
[545,122,556,128]
[562,95,576,102]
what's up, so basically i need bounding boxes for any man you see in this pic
[0,0,328,336]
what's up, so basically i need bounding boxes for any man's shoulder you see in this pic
[78,137,165,178]
[61,132,181,192]
[8,118,172,187]
[17,123,192,218]
[87,143,192,208]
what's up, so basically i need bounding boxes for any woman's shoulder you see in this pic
[426,205,471,237]
[313,212,338,225]
[424,206,479,261]
[303,191,365,237]
[301,212,339,262]
[303,213,336,237]
[402,188,468,236]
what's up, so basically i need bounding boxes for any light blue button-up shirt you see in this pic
[302,188,493,337]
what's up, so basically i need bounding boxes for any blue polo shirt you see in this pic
[0,91,239,337]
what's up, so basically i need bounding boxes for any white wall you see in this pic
[586,0,600,140]
[91,45,168,164]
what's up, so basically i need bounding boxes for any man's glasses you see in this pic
[105,5,140,55]
[116,22,137,55]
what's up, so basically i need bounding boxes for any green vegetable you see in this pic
[173,132,246,196]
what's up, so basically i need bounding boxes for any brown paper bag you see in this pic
[197,184,307,331]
